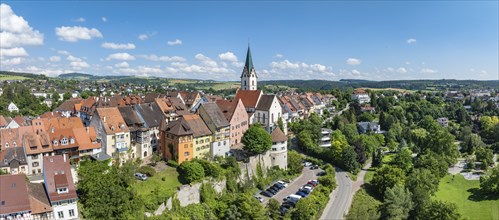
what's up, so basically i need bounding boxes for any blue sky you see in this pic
[1,1,497,81]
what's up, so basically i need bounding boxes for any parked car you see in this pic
[254,196,264,203]
[134,173,147,181]
[277,181,289,187]
[271,186,281,191]
[303,162,312,167]
[310,165,319,170]
[267,188,277,195]
[280,206,288,215]
[307,181,318,187]
[296,191,307,197]
[260,191,273,197]
[316,171,326,176]
[274,183,285,189]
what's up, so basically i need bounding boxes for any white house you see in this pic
[255,95,283,133]
[270,127,288,169]
[8,102,19,112]
[351,89,371,104]
[43,155,78,220]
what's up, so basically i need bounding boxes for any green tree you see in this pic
[475,147,493,166]
[371,165,406,197]
[277,117,284,132]
[242,124,272,155]
[346,189,381,220]
[178,160,205,184]
[393,147,413,173]
[419,200,460,220]
[380,185,413,220]
[329,130,350,159]
[405,168,439,218]
[414,152,448,179]
[480,166,499,196]
[341,146,361,174]
[63,92,72,101]
[288,150,304,175]
[266,198,281,220]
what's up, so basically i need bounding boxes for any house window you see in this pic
[69,209,75,217]
[53,140,58,146]
[184,152,189,156]
[32,162,39,167]
[61,138,68,145]
[57,187,68,194]
[5,143,8,148]
[184,144,188,149]
[58,211,64,218]
[70,138,75,144]
[32,155,38,160]
[13,142,17,147]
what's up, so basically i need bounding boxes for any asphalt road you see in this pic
[320,168,352,220]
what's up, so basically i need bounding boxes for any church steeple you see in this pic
[240,46,257,90]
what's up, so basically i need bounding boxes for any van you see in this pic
[287,194,302,203]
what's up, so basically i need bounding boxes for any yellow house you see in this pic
[183,115,212,159]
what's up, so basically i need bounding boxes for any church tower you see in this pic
[240,46,257,90]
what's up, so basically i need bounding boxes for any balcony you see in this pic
[116,146,128,153]
[320,141,331,148]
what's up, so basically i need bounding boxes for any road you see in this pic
[320,161,371,220]
[261,166,321,204]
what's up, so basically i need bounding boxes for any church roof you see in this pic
[245,46,254,72]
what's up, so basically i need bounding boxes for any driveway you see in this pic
[261,166,321,204]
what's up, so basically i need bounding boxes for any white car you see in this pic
[304,162,312,167]
[277,181,288,187]
[254,196,264,203]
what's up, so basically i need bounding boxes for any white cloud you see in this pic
[114,61,129,68]
[218,52,238,62]
[102,17,107,22]
[66,55,82,62]
[407,38,417,44]
[138,34,148,40]
[0,3,44,48]
[271,60,300,69]
[0,57,23,66]
[274,54,283,58]
[396,67,407,73]
[266,59,335,80]
[139,54,186,62]
[101,42,136,50]
[195,53,218,67]
[70,61,89,69]
[106,53,135,61]
[49,56,61,62]
[0,47,28,57]
[167,39,182,46]
[116,66,163,76]
[420,68,437,74]
[346,58,361,65]
[72,17,85,22]
[55,26,103,42]
[58,50,70,55]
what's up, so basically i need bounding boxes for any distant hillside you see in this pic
[0,71,48,81]
[260,79,499,91]
[58,72,94,79]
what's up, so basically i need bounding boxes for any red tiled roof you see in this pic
[0,174,31,215]
[43,155,77,202]
[234,90,262,109]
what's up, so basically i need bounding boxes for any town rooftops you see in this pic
[54,98,83,112]
[28,182,52,215]
[0,174,31,215]
[271,127,287,142]
[118,106,144,132]
[216,99,238,121]
[73,127,100,151]
[96,107,129,134]
[43,155,77,203]
[200,103,230,129]
[256,95,276,111]
[182,115,212,138]
[234,89,262,109]
[134,103,163,128]
[0,146,27,168]
[164,117,193,136]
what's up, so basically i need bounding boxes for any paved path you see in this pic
[261,166,320,204]
[320,161,371,220]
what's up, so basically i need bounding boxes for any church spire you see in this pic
[244,45,254,73]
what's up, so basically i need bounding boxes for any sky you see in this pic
[0,1,498,81]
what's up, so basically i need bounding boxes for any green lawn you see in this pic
[435,174,499,220]
[133,166,182,211]
[0,74,27,81]
[364,167,376,184]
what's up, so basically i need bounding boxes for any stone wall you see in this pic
[176,179,227,207]
[238,151,272,182]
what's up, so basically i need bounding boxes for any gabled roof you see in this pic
[271,127,287,142]
[0,147,27,168]
[0,174,31,215]
[256,95,277,111]
[118,106,143,131]
[73,127,100,151]
[95,108,129,134]
[182,115,212,138]
[43,155,77,202]
[28,182,53,215]
[54,98,83,112]
[134,103,163,128]
[234,90,262,109]
[200,103,229,129]
[216,99,237,122]
[0,115,11,127]
[164,117,193,136]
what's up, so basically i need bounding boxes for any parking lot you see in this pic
[260,165,322,205]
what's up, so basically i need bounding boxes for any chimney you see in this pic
[63,154,66,162]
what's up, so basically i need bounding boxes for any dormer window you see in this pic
[51,127,55,133]
[13,142,17,147]
[61,138,68,145]
[57,187,68,194]
[4,143,8,148]
[53,140,58,146]
[70,138,75,144]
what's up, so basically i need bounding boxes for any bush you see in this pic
[167,160,179,168]
[138,166,156,177]
[178,161,205,184]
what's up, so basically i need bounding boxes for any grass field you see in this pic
[133,166,182,211]
[0,74,27,81]
[435,174,499,220]
[359,87,413,93]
